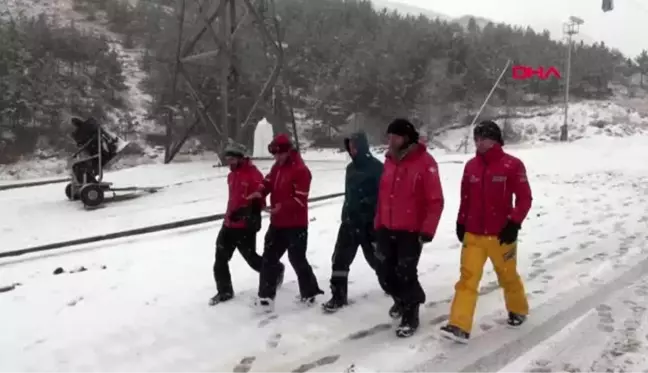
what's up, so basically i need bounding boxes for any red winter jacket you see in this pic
[259,150,311,228]
[374,143,444,238]
[457,144,533,236]
[224,159,265,229]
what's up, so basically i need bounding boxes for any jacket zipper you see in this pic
[229,169,238,223]
[388,163,399,228]
[480,158,487,234]
[273,169,281,207]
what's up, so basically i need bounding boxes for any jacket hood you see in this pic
[344,131,371,161]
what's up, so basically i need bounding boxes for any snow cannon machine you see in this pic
[64,117,161,209]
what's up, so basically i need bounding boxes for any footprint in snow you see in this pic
[258,314,278,328]
[478,282,499,295]
[596,304,613,312]
[529,366,552,373]
[597,324,615,333]
[596,304,615,332]
[634,288,648,297]
[527,268,547,281]
[347,323,391,340]
[67,296,84,307]
[479,323,493,331]
[579,241,595,250]
[266,333,282,349]
[577,257,593,264]
[292,355,340,373]
[233,356,256,373]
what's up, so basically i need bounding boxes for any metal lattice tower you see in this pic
[163,0,284,163]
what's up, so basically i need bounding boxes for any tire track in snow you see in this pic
[513,280,648,373]
[408,253,648,372]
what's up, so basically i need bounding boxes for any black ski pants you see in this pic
[330,222,388,300]
[258,226,322,299]
[375,229,426,307]
[213,226,262,295]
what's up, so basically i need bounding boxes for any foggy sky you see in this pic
[399,0,645,58]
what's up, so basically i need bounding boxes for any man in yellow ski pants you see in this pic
[440,120,533,343]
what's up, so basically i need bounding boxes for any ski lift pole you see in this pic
[460,59,512,153]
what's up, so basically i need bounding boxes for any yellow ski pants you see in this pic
[448,232,529,333]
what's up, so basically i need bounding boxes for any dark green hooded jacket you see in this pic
[341,131,383,227]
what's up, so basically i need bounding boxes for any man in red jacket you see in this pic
[209,143,285,305]
[247,134,323,312]
[374,118,444,338]
[440,120,533,344]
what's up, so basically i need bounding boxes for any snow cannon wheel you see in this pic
[79,184,105,208]
[65,183,79,201]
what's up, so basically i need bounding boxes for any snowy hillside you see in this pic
[435,100,648,152]
[1,0,159,155]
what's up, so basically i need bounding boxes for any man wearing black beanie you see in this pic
[374,118,444,338]
[440,119,533,344]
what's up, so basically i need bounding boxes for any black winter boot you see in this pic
[395,304,420,338]
[322,296,347,313]
[440,324,470,343]
[208,292,233,306]
[389,301,403,319]
[323,277,348,313]
[507,311,527,327]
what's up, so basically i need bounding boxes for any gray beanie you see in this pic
[224,142,248,158]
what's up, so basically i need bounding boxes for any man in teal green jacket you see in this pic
[322,131,388,313]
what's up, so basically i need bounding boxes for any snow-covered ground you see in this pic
[2,134,648,371]
[0,156,349,252]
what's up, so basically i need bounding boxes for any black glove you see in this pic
[419,234,433,243]
[498,220,521,245]
[248,200,262,232]
[456,223,465,243]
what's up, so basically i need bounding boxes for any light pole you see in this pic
[560,16,584,142]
